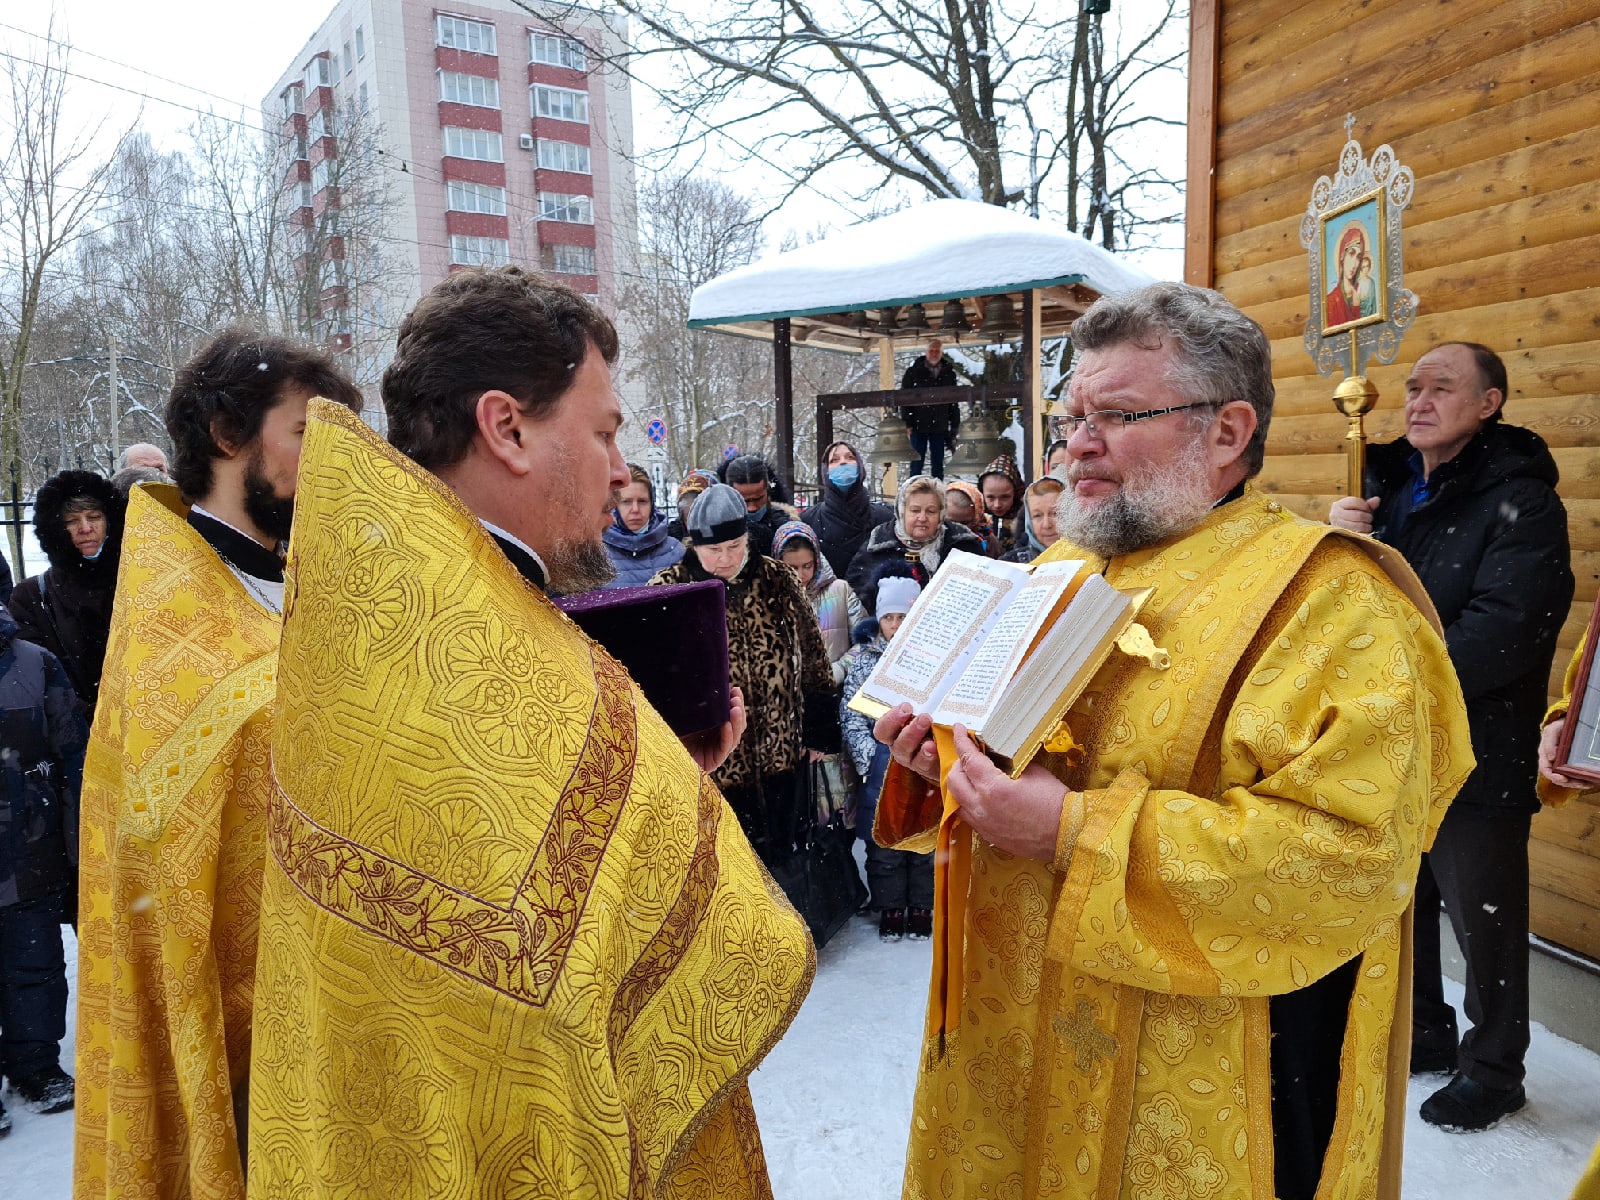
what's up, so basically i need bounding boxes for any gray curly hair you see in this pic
[1070,282,1274,477]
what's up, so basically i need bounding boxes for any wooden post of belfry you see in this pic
[1333,331,1379,497]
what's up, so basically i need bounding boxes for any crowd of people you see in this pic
[587,421,1083,940]
[0,267,1592,1200]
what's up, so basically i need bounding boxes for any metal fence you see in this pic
[0,476,35,580]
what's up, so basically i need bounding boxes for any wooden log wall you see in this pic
[1189,0,1600,959]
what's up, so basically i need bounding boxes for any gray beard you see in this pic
[1056,443,1218,558]
[545,537,616,593]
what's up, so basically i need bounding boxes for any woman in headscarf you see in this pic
[844,474,982,607]
[773,519,861,684]
[601,463,684,588]
[977,453,1027,557]
[798,440,893,578]
[943,479,997,557]
[651,485,837,865]
[1001,475,1066,563]
[9,470,127,717]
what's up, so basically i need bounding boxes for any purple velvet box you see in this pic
[556,580,731,738]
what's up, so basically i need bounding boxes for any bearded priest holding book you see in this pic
[247,267,812,1199]
[874,282,1474,1200]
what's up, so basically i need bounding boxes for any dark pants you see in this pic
[1270,957,1358,1200]
[0,890,69,1081]
[908,431,947,479]
[855,743,935,910]
[1412,803,1532,1090]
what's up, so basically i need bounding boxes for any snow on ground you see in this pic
[5,914,1598,1198]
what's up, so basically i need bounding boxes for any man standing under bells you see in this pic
[1330,341,1572,1131]
[249,267,811,1198]
[74,329,362,1200]
[874,282,1472,1200]
[900,338,961,478]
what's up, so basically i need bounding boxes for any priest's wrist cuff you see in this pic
[1053,789,1087,874]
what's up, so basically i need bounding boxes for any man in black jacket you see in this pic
[900,339,960,478]
[1330,341,1573,1132]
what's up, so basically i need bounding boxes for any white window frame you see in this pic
[296,179,313,208]
[450,234,510,267]
[355,26,366,61]
[343,42,354,75]
[535,138,590,174]
[311,157,335,193]
[531,84,589,124]
[436,15,497,56]
[446,180,507,216]
[438,70,500,108]
[306,55,332,88]
[538,191,593,224]
[545,243,596,274]
[442,126,504,163]
[307,107,337,141]
[282,85,304,118]
[529,32,585,70]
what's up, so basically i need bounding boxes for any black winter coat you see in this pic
[845,519,984,610]
[1367,424,1573,810]
[0,607,88,907]
[900,356,961,437]
[9,471,126,717]
[800,442,894,578]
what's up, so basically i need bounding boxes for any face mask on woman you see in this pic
[827,462,860,489]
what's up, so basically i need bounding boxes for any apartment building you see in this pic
[264,0,638,409]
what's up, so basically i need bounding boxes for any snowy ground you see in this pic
[5,912,1598,1197]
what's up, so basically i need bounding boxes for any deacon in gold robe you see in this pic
[74,328,362,1200]
[249,267,813,1198]
[1536,635,1600,1200]
[875,283,1474,1200]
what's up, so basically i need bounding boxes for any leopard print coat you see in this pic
[651,550,835,791]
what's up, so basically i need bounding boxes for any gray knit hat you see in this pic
[688,483,750,545]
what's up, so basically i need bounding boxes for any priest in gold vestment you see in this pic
[74,330,363,1200]
[876,283,1473,1200]
[249,268,812,1198]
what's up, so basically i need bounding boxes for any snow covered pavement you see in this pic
[4,920,1597,1198]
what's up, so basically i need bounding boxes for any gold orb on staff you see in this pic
[1300,114,1419,500]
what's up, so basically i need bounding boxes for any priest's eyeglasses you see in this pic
[1062,402,1220,438]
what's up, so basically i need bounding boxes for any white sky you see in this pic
[0,2,1184,277]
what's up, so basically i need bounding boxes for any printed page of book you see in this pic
[932,560,1088,730]
[985,575,1132,765]
[854,551,1028,715]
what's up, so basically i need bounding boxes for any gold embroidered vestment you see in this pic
[876,490,1474,1200]
[74,484,281,1200]
[248,402,814,1198]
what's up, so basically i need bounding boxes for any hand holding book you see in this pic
[849,550,1156,776]
[943,722,1068,862]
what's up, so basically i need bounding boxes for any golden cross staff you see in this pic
[1333,331,1378,497]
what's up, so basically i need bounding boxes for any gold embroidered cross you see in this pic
[1053,998,1119,1073]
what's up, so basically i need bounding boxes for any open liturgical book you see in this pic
[847,550,1158,776]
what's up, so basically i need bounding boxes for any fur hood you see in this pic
[32,470,126,582]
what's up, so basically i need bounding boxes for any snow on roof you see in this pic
[688,199,1158,328]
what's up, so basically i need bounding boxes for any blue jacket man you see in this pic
[0,605,88,1136]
